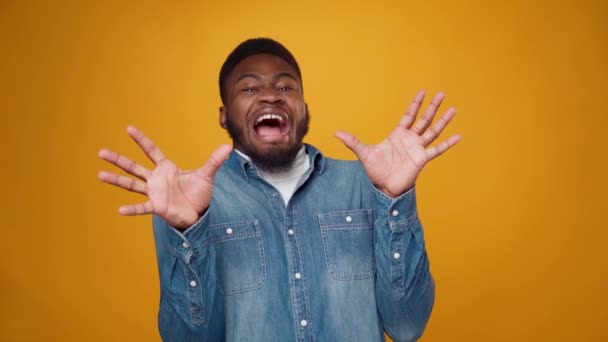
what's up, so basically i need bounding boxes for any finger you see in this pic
[118,201,154,216]
[426,134,461,161]
[399,90,425,129]
[335,130,369,161]
[98,149,151,180]
[412,91,445,134]
[98,170,147,195]
[195,144,233,179]
[126,126,167,165]
[421,107,456,146]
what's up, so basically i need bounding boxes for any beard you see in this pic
[225,109,310,173]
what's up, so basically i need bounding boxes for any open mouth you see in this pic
[253,113,289,137]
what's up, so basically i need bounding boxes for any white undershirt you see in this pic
[235,147,310,205]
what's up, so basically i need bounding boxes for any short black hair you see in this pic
[219,38,302,104]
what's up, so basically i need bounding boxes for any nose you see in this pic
[257,87,284,104]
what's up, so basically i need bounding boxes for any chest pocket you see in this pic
[318,209,375,281]
[208,220,266,295]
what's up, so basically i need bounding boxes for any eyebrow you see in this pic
[235,72,298,84]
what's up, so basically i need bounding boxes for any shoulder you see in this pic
[307,144,365,174]
[324,156,364,172]
[311,148,369,184]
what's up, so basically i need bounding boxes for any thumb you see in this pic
[196,144,233,178]
[335,130,368,159]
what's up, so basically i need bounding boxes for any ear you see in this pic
[219,106,227,129]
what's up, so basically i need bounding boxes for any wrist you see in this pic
[377,184,414,199]
[166,207,209,232]
[379,187,399,199]
[167,212,200,231]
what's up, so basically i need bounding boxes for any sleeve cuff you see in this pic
[156,210,210,253]
[373,186,419,229]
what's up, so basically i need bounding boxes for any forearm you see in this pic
[373,187,435,342]
[152,214,224,341]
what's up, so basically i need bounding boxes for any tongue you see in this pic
[257,126,283,136]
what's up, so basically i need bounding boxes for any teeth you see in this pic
[256,114,284,124]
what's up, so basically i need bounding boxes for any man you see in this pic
[98,38,460,342]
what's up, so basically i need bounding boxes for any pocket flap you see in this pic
[318,209,372,229]
[209,221,259,243]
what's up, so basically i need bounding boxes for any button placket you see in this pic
[284,204,311,341]
[180,242,193,264]
[185,265,204,325]
[389,221,411,299]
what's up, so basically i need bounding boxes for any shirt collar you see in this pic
[223,143,326,181]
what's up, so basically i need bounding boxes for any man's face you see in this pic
[220,53,309,172]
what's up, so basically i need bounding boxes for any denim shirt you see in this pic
[152,144,434,342]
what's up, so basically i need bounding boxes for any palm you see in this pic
[336,91,460,198]
[358,128,429,197]
[98,126,232,228]
[145,161,214,226]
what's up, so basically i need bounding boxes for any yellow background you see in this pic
[1,0,606,341]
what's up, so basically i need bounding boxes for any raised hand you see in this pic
[335,90,460,198]
[98,126,232,229]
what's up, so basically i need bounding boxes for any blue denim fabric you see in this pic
[152,145,434,342]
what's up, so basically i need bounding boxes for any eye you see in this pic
[242,87,257,93]
[278,86,292,92]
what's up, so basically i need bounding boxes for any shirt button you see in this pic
[300,320,308,327]
[272,192,278,197]
[295,272,302,279]
[288,229,294,235]
[392,210,399,217]
[190,280,197,287]
[345,215,352,222]
[393,252,401,260]
[226,228,233,235]
[182,242,189,248]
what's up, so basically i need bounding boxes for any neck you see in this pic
[235,145,307,174]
